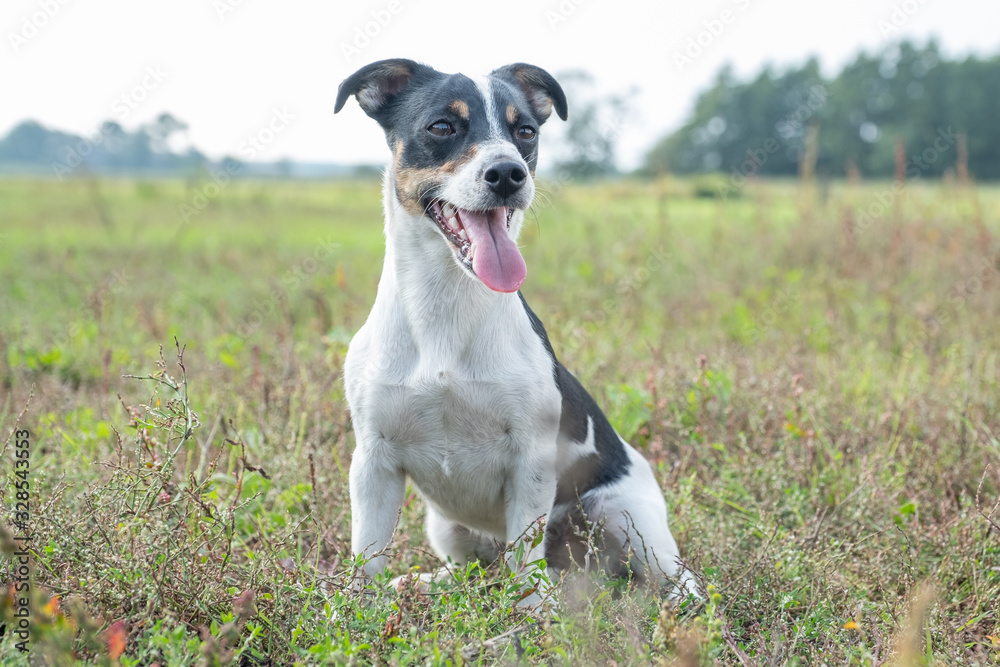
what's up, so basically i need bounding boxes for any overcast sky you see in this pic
[3,0,998,169]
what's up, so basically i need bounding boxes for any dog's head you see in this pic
[335,59,567,293]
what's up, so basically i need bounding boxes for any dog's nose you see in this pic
[484,161,527,199]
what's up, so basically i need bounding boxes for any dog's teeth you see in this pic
[442,203,456,219]
[448,216,461,231]
[459,229,467,241]
[468,242,476,259]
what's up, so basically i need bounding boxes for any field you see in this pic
[1,174,999,665]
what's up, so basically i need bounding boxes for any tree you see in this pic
[551,70,632,179]
[0,116,205,174]
[146,113,189,154]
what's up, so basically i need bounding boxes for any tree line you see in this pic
[644,41,1000,181]
[0,113,204,177]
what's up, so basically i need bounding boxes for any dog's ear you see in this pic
[335,59,422,120]
[492,63,568,123]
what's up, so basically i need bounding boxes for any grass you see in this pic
[0,173,999,665]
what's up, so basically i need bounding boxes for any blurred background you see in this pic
[2,0,998,182]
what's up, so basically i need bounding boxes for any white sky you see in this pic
[2,0,998,170]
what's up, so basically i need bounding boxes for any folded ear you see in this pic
[492,63,568,123]
[335,58,422,119]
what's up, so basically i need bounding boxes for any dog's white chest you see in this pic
[377,364,526,449]
[346,298,562,534]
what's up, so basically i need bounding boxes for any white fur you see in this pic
[473,75,505,140]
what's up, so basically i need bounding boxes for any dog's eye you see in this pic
[516,126,536,141]
[428,121,455,137]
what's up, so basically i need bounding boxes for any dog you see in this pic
[335,59,693,605]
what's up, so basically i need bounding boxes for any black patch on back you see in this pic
[517,292,631,505]
[518,292,556,378]
[553,365,632,503]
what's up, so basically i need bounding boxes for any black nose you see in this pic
[484,161,527,199]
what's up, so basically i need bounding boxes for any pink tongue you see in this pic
[458,207,526,293]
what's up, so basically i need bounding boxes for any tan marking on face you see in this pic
[440,143,480,174]
[392,141,433,215]
[392,158,452,217]
[392,143,482,216]
[506,104,518,125]
[393,167,438,215]
[444,143,483,175]
[449,99,469,119]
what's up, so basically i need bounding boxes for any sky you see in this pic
[2,0,998,170]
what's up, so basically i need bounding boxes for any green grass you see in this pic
[1,174,999,665]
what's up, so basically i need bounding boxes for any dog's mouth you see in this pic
[426,200,526,293]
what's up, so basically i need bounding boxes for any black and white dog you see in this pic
[335,59,692,604]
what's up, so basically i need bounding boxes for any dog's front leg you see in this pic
[349,441,405,581]
[504,467,557,607]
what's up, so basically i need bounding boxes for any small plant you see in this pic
[652,583,724,665]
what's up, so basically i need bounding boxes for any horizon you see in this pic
[3,0,999,170]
